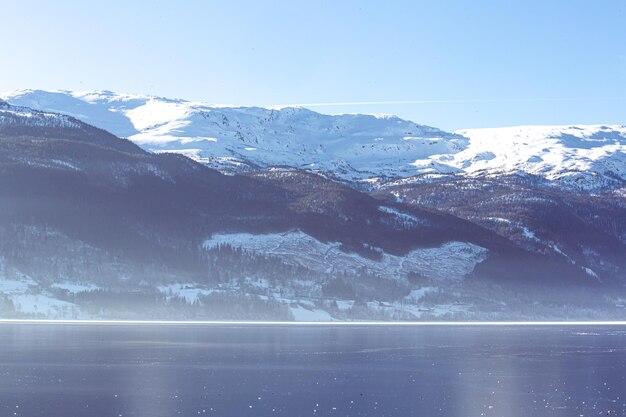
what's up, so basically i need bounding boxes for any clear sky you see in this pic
[1,0,625,130]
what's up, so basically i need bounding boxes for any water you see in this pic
[0,324,624,417]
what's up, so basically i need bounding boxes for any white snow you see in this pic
[0,276,80,318]
[584,267,599,279]
[289,304,334,321]
[521,227,537,240]
[405,287,437,302]
[0,277,35,294]
[158,283,214,303]
[485,217,512,224]
[335,300,355,310]
[454,125,626,189]
[10,294,78,318]
[0,100,81,129]
[51,282,100,294]
[0,89,466,181]
[4,90,624,189]
[378,206,427,227]
[51,159,81,171]
[204,230,488,281]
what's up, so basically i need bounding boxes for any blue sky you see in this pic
[1,0,625,130]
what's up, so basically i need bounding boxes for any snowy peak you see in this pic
[0,99,82,129]
[452,125,626,189]
[1,89,625,189]
[1,89,466,180]
[1,89,148,137]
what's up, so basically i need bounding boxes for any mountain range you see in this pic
[3,89,625,189]
[0,90,624,321]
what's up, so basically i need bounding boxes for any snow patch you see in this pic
[5,90,623,190]
[204,231,488,281]
[378,206,427,227]
[405,287,437,302]
[584,267,599,279]
[10,294,78,318]
[158,283,215,303]
[522,227,537,240]
[290,304,334,321]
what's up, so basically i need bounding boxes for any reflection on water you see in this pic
[0,324,625,417]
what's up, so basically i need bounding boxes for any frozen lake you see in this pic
[0,324,624,417]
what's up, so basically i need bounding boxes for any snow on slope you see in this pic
[454,125,626,189]
[0,100,81,129]
[2,90,625,188]
[204,230,488,281]
[0,90,466,180]
[0,274,81,318]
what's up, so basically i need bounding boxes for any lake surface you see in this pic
[0,324,624,417]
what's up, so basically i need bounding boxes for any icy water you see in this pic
[0,324,625,417]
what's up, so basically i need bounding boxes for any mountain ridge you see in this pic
[4,89,624,191]
[1,99,613,320]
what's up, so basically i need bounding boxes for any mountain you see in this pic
[1,100,615,321]
[376,174,626,284]
[454,126,626,191]
[2,90,625,192]
[0,89,467,182]
[4,90,622,287]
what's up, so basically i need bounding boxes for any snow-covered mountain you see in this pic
[3,99,614,321]
[453,125,626,190]
[4,89,624,189]
[0,99,82,129]
[0,89,466,181]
